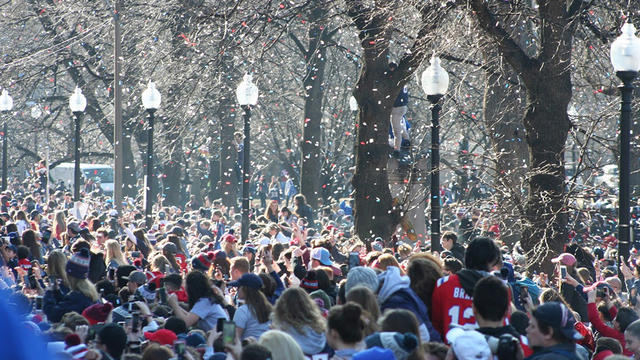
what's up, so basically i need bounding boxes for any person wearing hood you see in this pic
[430,237,501,338]
[377,266,441,342]
[272,287,329,356]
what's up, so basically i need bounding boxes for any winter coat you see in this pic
[560,282,588,322]
[43,289,96,323]
[378,266,442,342]
[524,343,581,360]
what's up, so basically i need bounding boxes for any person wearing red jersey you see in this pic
[431,237,501,338]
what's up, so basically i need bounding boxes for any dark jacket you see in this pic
[560,283,588,322]
[525,343,581,360]
[267,271,285,304]
[294,204,315,225]
[89,252,106,284]
[43,289,96,323]
[450,242,465,262]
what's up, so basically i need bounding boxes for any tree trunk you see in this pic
[352,68,400,243]
[163,128,184,206]
[520,79,572,272]
[299,5,328,210]
[208,154,221,201]
[121,133,137,198]
[481,46,528,245]
[220,108,238,209]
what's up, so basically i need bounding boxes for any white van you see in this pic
[49,163,114,195]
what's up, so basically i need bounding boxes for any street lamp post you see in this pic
[69,87,87,201]
[610,21,640,265]
[421,56,449,253]
[236,74,259,243]
[141,81,161,228]
[0,89,12,191]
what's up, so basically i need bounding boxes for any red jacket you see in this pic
[587,302,631,356]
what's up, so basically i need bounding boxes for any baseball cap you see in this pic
[123,270,147,284]
[311,247,332,266]
[532,302,582,341]
[446,328,491,360]
[551,253,577,266]
[162,242,178,254]
[228,273,263,290]
[67,222,82,233]
[144,329,177,346]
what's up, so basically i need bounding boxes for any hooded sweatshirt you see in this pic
[377,266,442,342]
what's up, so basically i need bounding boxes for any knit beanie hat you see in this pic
[345,266,379,294]
[82,302,114,325]
[66,248,91,279]
[365,332,418,360]
[353,347,395,360]
[310,289,332,310]
[300,270,319,292]
[192,252,215,272]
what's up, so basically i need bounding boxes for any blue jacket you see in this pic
[394,86,409,107]
[43,289,96,323]
[378,267,442,342]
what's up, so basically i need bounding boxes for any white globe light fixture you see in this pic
[610,22,640,72]
[68,87,87,113]
[142,80,162,110]
[421,56,449,96]
[236,74,259,106]
[0,89,13,112]
[349,96,358,111]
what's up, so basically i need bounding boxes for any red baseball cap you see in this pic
[144,329,177,346]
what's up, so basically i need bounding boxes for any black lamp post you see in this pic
[236,74,259,243]
[0,89,12,192]
[610,21,640,264]
[141,81,162,228]
[69,87,87,201]
[421,56,449,253]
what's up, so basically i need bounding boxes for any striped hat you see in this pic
[66,248,90,279]
[65,334,88,359]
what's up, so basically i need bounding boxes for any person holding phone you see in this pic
[167,271,228,332]
[228,273,272,340]
[586,288,638,356]
[552,253,588,322]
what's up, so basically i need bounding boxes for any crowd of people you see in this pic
[1,167,640,360]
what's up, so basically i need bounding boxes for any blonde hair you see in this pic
[46,250,70,288]
[105,240,127,267]
[377,253,402,273]
[259,330,305,360]
[273,287,325,334]
[68,276,99,302]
